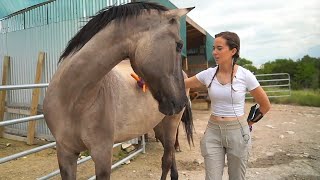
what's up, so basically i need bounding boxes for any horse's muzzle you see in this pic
[158,95,188,116]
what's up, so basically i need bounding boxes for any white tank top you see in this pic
[196,66,260,117]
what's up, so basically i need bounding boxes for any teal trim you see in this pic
[148,0,176,9]
[179,16,187,57]
[206,32,214,61]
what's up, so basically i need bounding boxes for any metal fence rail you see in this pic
[0,83,145,179]
[0,142,56,164]
[246,73,291,99]
[38,141,145,180]
[0,83,49,90]
[0,114,44,126]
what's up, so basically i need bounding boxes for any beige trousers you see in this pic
[200,119,251,180]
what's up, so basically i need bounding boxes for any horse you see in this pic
[43,2,194,180]
[154,99,193,153]
[153,71,194,153]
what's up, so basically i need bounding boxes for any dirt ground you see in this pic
[1,103,320,180]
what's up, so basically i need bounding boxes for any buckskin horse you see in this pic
[43,2,193,180]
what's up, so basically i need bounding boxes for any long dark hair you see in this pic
[208,31,240,89]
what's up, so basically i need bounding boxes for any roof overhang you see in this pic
[0,0,53,20]
[186,16,206,49]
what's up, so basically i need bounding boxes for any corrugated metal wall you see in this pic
[0,0,131,139]
[0,0,49,19]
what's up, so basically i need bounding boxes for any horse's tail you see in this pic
[181,99,194,147]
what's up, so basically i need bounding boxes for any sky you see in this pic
[170,0,320,67]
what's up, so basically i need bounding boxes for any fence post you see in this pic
[183,57,188,71]
[0,56,10,137]
[27,52,45,145]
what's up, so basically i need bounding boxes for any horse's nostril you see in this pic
[154,91,162,102]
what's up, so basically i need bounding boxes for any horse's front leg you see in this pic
[84,115,114,179]
[87,122,114,180]
[56,143,80,180]
[160,115,181,180]
[174,123,181,152]
[90,144,113,180]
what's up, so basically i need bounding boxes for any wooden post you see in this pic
[0,56,10,137]
[27,52,45,145]
[184,57,188,71]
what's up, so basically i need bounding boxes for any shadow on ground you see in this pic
[248,152,304,168]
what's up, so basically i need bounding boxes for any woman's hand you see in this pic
[249,86,271,116]
[248,121,255,126]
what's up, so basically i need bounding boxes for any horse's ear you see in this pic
[165,7,195,19]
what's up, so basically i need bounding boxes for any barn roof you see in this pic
[0,0,51,19]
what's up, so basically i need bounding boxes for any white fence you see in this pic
[249,73,291,99]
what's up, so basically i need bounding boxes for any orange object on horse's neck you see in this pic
[131,72,148,92]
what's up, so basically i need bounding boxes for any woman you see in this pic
[185,31,270,180]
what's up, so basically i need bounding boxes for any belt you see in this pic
[210,114,245,121]
[208,118,247,129]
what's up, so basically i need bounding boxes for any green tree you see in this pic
[295,55,319,89]
[237,58,252,66]
[237,58,258,73]
[258,55,320,89]
[258,59,297,88]
[259,59,296,74]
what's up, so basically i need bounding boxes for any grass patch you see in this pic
[268,89,320,107]
[113,149,129,161]
[79,148,130,163]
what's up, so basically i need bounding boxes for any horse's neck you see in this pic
[59,24,131,98]
[57,14,161,100]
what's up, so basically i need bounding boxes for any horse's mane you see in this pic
[59,2,169,62]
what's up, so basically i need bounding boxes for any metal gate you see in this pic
[247,73,291,99]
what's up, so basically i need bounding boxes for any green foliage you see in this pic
[112,149,129,163]
[294,55,320,89]
[113,149,128,159]
[243,64,257,73]
[269,90,320,107]
[237,58,258,73]
[235,55,319,90]
[258,59,297,76]
[80,150,90,157]
[237,57,253,66]
[240,55,320,107]
[257,55,320,90]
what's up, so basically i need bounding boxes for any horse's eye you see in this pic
[169,18,176,24]
[176,42,183,52]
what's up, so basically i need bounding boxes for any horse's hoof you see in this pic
[175,148,182,152]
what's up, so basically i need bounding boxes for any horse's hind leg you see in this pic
[56,144,80,180]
